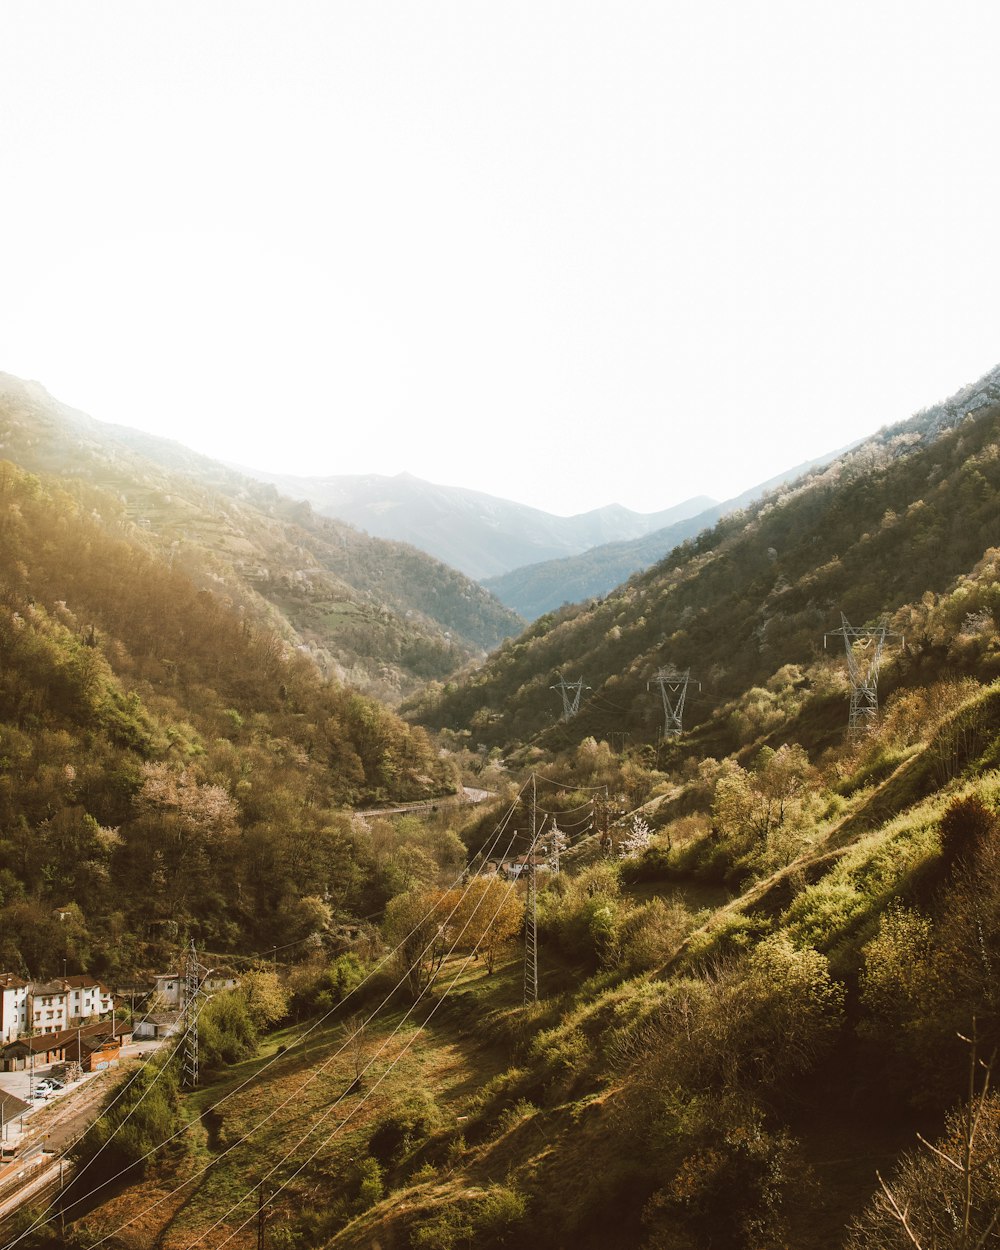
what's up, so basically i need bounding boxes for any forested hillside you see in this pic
[7,367,1000,1250]
[482,446,851,620]
[0,374,522,703]
[0,458,462,979]
[411,388,1000,753]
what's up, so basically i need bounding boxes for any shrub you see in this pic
[618,896,695,973]
[198,990,258,1071]
[71,1059,184,1183]
[938,792,998,876]
[369,1088,442,1166]
[643,1097,800,1250]
[410,1184,527,1249]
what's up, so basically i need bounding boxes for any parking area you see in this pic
[0,1041,163,1156]
[0,1064,79,1106]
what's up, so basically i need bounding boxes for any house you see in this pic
[0,1020,132,1071]
[66,1031,121,1073]
[62,975,113,1026]
[26,980,70,1035]
[152,972,183,1008]
[153,965,239,1009]
[23,975,114,1036]
[0,1087,30,1125]
[500,854,548,880]
[0,975,29,1044]
[133,1012,182,1041]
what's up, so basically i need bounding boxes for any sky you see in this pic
[3,3,1000,518]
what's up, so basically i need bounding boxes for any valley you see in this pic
[2,365,1000,1248]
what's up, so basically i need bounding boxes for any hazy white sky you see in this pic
[3,2,999,516]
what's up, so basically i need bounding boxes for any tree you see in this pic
[445,877,524,974]
[848,1034,1000,1249]
[238,967,289,1031]
[383,888,449,998]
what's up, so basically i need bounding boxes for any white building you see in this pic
[0,974,28,1043]
[27,980,70,1034]
[153,966,239,1009]
[20,975,114,1036]
[62,975,113,1026]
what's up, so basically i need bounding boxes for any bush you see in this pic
[199,990,258,1071]
[71,1059,184,1184]
[618,896,695,973]
[292,952,366,1016]
[369,1088,442,1166]
[410,1184,527,1250]
[643,1097,800,1250]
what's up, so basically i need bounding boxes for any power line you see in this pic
[7,783,537,1250]
[187,819,544,1250]
[62,788,536,1250]
[523,776,539,1006]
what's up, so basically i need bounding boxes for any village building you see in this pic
[25,980,70,1035]
[23,974,113,1035]
[133,1012,182,1041]
[66,1030,122,1073]
[0,1020,133,1071]
[0,972,116,1040]
[0,975,29,1044]
[500,853,547,880]
[152,965,238,1009]
[62,974,114,1026]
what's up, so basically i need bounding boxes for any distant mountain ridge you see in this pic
[482,447,857,619]
[0,373,523,702]
[410,357,1000,749]
[235,467,716,579]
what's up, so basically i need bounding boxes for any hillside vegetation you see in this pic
[0,373,522,703]
[411,383,1000,754]
[7,365,1000,1250]
[0,458,465,978]
[33,634,1000,1249]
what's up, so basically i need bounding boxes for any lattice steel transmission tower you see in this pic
[648,666,699,736]
[550,676,589,720]
[181,939,204,1088]
[547,820,569,874]
[523,776,539,1005]
[824,614,901,734]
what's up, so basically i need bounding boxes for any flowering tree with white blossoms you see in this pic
[618,814,653,860]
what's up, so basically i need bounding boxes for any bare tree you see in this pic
[849,1027,1000,1249]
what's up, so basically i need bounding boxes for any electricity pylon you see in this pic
[523,858,538,1006]
[523,776,539,1005]
[547,820,569,873]
[648,666,699,736]
[550,676,589,719]
[824,614,901,734]
[181,939,206,1088]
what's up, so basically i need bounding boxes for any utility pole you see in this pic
[648,666,699,736]
[182,940,201,1089]
[824,614,901,734]
[550,676,589,720]
[257,1183,268,1250]
[523,776,538,1006]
